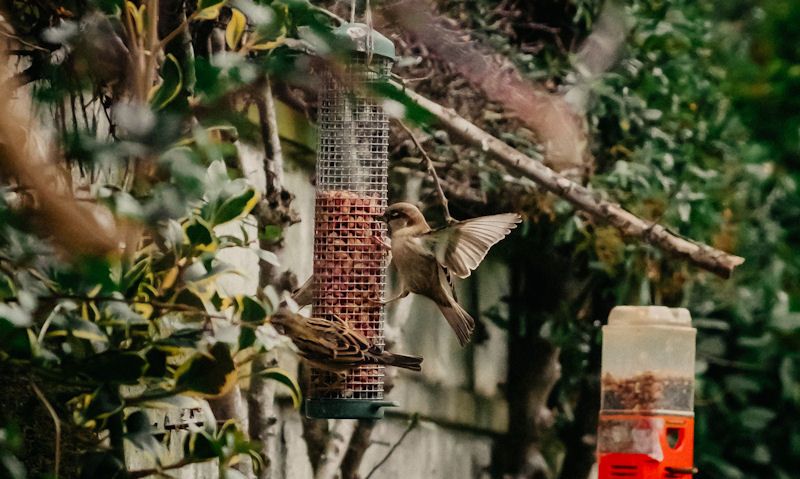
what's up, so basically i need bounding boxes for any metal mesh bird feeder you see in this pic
[305,23,397,419]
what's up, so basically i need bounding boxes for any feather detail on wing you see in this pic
[424,213,522,278]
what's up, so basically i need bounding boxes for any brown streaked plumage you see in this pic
[384,202,522,346]
[269,309,423,372]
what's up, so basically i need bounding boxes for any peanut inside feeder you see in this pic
[305,23,397,420]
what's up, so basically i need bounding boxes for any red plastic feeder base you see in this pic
[598,415,695,479]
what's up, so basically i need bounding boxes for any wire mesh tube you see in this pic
[310,54,391,407]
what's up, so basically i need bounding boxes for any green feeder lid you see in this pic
[305,398,398,419]
[331,22,396,61]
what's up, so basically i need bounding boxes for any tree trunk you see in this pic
[494,261,562,478]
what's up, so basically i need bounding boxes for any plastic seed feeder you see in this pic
[305,23,396,419]
[598,306,697,478]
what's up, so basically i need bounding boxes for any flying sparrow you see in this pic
[270,309,423,372]
[383,202,521,346]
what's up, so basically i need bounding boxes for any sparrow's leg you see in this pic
[369,289,409,306]
[371,235,392,251]
[371,236,392,263]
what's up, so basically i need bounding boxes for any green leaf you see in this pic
[253,367,301,408]
[184,430,221,460]
[0,319,32,359]
[255,249,280,267]
[211,188,259,226]
[226,8,247,49]
[185,218,216,251]
[0,303,30,328]
[169,288,207,314]
[238,327,256,350]
[259,225,283,243]
[240,297,266,324]
[125,411,162,456]
[74,385,124,424]
[119,257,150,295]
[48,315,108,344]
[371,81,437,125]
[0,273,15,300]
[154,328,204,353]
[96,0,125,14]
[103,302,149,327]
[144,347,168,377]
[82,352,148,384]
[150,54,183,110]
[79,452,126,479]
[740,407,776,430]
[138,394,202,410]
[195,0,226,20]
[174,342,237,398]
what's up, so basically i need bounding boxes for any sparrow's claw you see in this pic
[367,290,409,307]
[371,235,392,251]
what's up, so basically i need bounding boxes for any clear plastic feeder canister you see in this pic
[597,306,697,478]
[601,306,695,414]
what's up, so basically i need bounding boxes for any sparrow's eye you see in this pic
[389,211,401,219]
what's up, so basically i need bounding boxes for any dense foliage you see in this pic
[0,1,320,477]
[424,0,798,477]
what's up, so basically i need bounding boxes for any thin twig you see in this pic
[124,386,189,406]
[5,294,228,319]
[311,5,346,24]
[129,458,203,479]
[30,382,61,479]
[364,414,420,479]
[396,120,455,224]
[50,294,227,318]
[0,30,50,52]
[264,78,284,189]
[155,10,200,53]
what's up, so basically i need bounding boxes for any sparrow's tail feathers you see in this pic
[438,301,475,347]
[379,352,423,371]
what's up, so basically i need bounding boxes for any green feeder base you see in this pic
[305,399,398,419]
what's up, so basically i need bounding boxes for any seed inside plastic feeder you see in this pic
[305,23,397,419]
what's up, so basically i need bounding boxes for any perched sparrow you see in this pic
[383,202,521,346]
[270,309,423,372]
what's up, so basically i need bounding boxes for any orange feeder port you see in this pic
[598,307,697,479]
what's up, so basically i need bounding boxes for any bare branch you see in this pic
[30,382,61,479]
[314,420,358,479]
[395,83,745,278]
[255,78,285,196]
[340,420,377,479]
[396,120,455,224]
[129,458,203,479]
[364,415,420,479]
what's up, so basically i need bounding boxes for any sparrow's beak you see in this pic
[378,211,389,222]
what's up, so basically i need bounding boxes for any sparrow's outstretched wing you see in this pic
[422,213,522,278]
